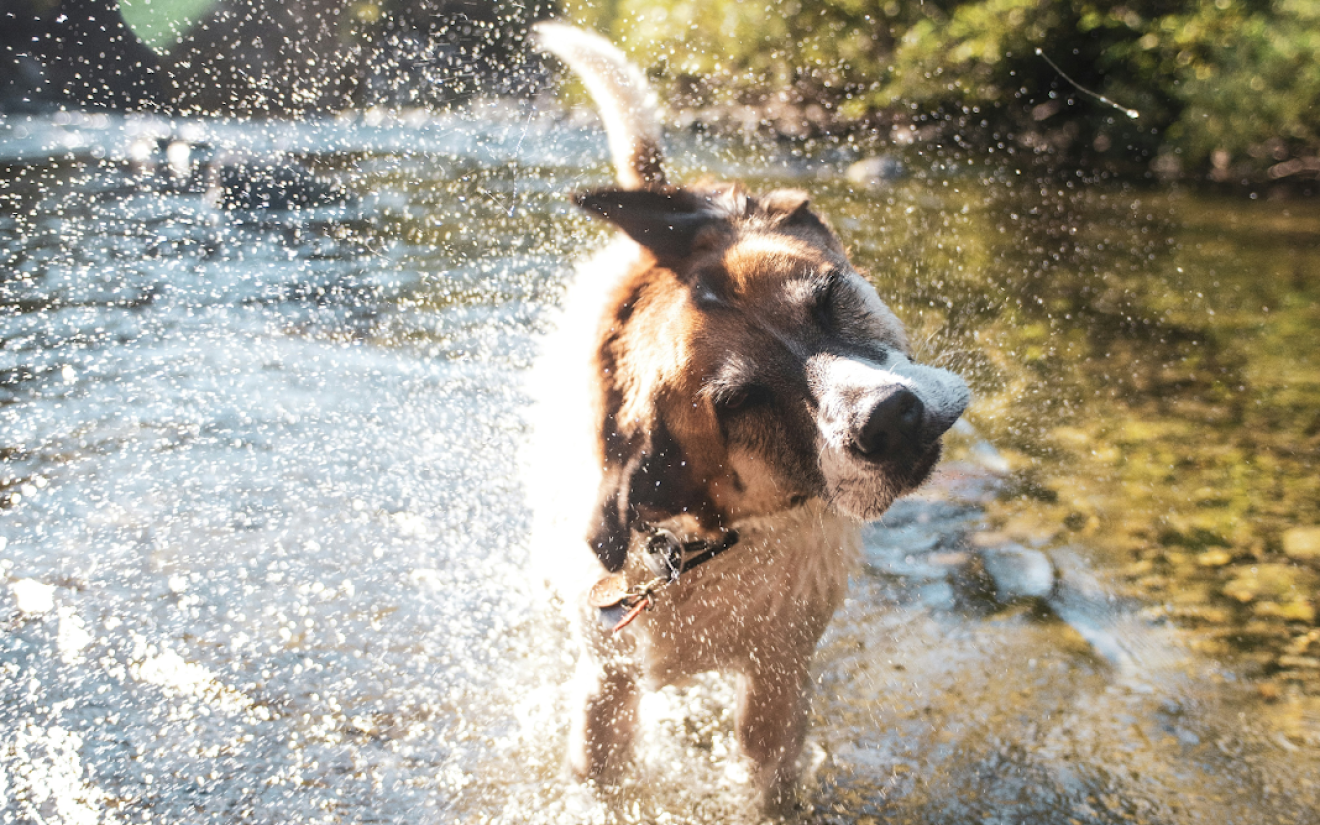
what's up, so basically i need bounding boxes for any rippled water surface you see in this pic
[2,108,1318,823]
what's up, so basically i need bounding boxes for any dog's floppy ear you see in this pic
[586,413,698,571]
[586,392,733,572]
[575,189,714,264]
[761,188,832,234]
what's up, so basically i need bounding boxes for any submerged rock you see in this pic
[1282,526,1320,561]
[979,545,1057,603]
[1223,563,1318,604]
[122,137,350,210]
[208,155,350,211]
[1254,599,1317,623]
[845,155,906,187]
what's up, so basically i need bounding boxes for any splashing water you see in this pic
[1,107,1318,824]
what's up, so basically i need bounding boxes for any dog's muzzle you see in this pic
[852,375,968,461]
[811,352,970,518]
[853,387,924,458]
[815,354,969,451]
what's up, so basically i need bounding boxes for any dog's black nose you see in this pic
[855,388,924,457]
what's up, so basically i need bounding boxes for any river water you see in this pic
[1,107,1317,824]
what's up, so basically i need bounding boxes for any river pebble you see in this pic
[845,155,906,187]
[978,545,1056,602]
[1223,564,1318,604]
[1283,526,1320,561]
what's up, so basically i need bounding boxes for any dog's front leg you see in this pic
[736,658,812,813]
[567,656,639,784]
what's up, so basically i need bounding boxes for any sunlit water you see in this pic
[2,108,1317,824]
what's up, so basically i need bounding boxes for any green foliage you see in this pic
[1152,1,1320,166]
[120,0,215,49]
[562,0,1320,179]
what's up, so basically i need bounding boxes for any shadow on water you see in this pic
[1,108,1318,823]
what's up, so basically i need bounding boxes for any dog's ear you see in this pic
[760,188,832,234]
[575,189,715,264]
[586,404,730,572]
[760,188,811,217]
[586,413,687,571]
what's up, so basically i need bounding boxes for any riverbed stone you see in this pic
[1169,604,1233,624]
[1278,654,1320,670]
[845,155,906,187]
[1253,599,1317,623]
[979,545,1056,602]
[1282,526,1320,560]
[1223,564,1318,604]
[1169,581,1216,606]
[1123,559,1155,577]
[1285,631,1319,655]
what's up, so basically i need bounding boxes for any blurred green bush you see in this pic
[561,0,1320,182]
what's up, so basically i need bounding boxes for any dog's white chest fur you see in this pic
[626,502,859,687]
[523,239,640,598]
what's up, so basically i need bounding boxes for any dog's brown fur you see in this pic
[528,23,970,813]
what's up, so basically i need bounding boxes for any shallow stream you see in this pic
[2,107,1317,823]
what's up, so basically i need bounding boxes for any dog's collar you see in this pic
[588,523,740,633]
[637,523,741,581]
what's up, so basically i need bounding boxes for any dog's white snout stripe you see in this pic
[811,353,970,435]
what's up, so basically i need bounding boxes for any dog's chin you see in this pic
[821,441,944,522]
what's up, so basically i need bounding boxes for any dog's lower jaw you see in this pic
[821,440,944,521]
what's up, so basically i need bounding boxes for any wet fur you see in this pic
[526,23,970,813]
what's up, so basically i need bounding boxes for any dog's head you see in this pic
[579,185,970,571]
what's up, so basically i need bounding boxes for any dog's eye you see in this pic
[718,384,773,412]
[812,275,838,329]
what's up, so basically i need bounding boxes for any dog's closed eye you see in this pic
[716,383,775,413]
[811,272,840,330]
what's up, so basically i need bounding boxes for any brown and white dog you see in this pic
[525,23,970,813]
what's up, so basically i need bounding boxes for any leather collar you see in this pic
[637,523,741,582]
[588,523,741,632]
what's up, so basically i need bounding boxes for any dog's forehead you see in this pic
[718,233,840,294]
[704,229,910,355]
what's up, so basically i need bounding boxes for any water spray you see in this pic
[1035,48,1139,120]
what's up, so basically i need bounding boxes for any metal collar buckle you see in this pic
[640,524,740,581]
[588,524,741,634]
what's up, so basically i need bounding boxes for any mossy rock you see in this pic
[1223,564,1319,605]
[1282,527,1320,561]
